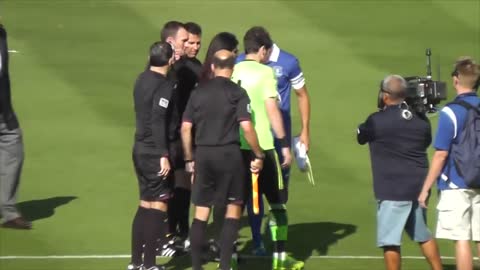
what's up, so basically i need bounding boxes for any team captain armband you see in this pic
[290,72,305,90]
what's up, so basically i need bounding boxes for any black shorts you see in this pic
[242,149,287,205]
[132,151,172,201]
[192,145,245,207]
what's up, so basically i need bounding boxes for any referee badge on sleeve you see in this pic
[159,98,169,108]
[247,104,252,114]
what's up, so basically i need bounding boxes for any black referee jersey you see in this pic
[133,70,174,156]
[184,76,251,207]
[167,57,202,142]
[182,76,251,146]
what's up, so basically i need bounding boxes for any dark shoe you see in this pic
[145,266,166,270]
[126,263,144,270]
[208,239,220,262]
[2,217,32,229]
[173,235,190,252]
[157,238,185,257]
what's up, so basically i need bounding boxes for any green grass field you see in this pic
[1,0,479,269]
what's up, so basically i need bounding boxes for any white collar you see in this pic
[269,43,280,62]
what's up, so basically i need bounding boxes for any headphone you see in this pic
[377,79,413,120]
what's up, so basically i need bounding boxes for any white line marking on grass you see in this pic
[8,50,19,53]
[0,255,129,259]
[1,255,476,260]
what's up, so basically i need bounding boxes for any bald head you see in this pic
[212,50,235,69]
[211,50,235,78]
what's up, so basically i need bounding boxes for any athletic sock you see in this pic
[209,205,225,242]
[168,195,178,235]
[246,195,264,248]
[175,188,191,237]
[131,206,149,265]
[269,208,288,253]
[219,218,240,270]
[144,208,168,268]
[190,218,207,270]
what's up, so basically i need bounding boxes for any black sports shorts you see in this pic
[132,151,172,201]
[191,145,245,207]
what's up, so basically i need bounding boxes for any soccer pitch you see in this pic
[1,0,479,269]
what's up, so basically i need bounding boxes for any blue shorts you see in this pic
[376,200,432,247]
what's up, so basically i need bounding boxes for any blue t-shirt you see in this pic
[237,44,305,132]
[434,92,480,190]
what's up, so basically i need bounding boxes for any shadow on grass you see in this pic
[443,264,480,270]
[240,222,357,262]
[18,196,77,221]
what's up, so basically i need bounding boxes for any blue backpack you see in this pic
[447,100,480,188]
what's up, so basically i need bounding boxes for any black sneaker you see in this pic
[157,241,177,257]
[207,239,220,262]
[173,235,191,252]
[126,263,144,270]
[157,237,187,257]
[144,266,166,270]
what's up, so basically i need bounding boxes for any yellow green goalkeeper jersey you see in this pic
[231,60,279,150]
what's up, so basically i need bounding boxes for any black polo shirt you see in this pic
[357,105,432,201]
[133,70,174,156]
[182,76,251,146]
[167,57,202,142]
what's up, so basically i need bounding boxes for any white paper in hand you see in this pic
[293,136,308,171]
[292,136,315,185]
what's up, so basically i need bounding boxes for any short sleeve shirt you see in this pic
[231,60,278,150]
[182,77,251,146]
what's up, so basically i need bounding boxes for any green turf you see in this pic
[0,0,479,269]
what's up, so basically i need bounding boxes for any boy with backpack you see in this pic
[419,57,480,270]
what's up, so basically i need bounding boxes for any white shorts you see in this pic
[436,189,480,241]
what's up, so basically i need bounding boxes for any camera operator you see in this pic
[357,75,442,270]
[418,57,480,270]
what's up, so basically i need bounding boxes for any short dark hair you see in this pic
[184,22,202,36]
[149,41,173,67]
[452,57,480,89]
[160,21,185,42]
[212,53,235,70]
[243,26,273,54]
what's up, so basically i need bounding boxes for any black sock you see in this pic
[219,218,240,270]
[131,207,149,265]
[168,196,178,235]
[208,206,225,242]
[190,218,207,270]
[274,241,286,253]
[175,188,191,237]
[144,208,167,268]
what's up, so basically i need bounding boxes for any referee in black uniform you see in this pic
[162,22,204,250]
[128,41,175,270]
[181,50,264,270]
